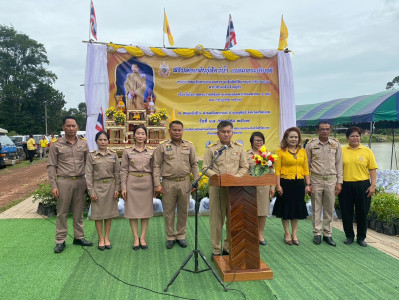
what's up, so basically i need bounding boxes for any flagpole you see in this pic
[89,0,91,40]
[163,8,165,48]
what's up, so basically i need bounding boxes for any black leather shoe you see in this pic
[73,238,93,246]
[132,245,140,251]
[166,240,175,249]
[313,235,322,245]
[260,240,266,246]
[222,249,229,255]
[176,239,187,248]
[105,244,112,250]
[357,240,367,247]
[344,238,354,245]
[323,236,336,247]
[98,244,105,251]
[54,242,65,253]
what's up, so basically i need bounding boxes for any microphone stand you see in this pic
[164,149,228,292]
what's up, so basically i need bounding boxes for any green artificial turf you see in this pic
[1,216,398,299]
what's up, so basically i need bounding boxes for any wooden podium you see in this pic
[209,173,276,282]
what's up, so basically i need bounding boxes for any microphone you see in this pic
[218,145,228,154]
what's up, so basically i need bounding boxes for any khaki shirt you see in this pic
[203,140,249,178]
[120,145,154,191]
[305,137,343,184]
[153,139,200,187]
[85,150,121,196]
[47,137,89,189]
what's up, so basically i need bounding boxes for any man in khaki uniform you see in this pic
[306,121,343,247]
[202,121,248,259]
[48,116,93,253]
[124,64,146,110]
[154,120,199,249]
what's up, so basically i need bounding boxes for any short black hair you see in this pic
[95,131,109,142]
[317,121,331,129]
[62,116,77,125]
[217,121,233,131]
[169,120,183,129]
[250,131,265,147]
[346,127,362,138]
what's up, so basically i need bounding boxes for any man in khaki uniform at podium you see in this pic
[154,120,199,249]
[306,121,343,247]
[48,116,93,253]
[202,121,248,260]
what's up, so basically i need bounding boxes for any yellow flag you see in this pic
[277,15,288,50]
[163,10,174,46]
[171,107,176,121]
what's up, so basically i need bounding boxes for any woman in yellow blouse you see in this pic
[272,127,311,245]
[338,127,377,247]
[26,135,36,164]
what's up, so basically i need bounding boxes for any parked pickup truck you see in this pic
[0,128,17,168]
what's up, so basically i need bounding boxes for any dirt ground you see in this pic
[0,160,48,208]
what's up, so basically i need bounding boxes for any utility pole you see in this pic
[45,101,48,135]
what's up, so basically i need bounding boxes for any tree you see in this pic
[0,25,66,134]
[386,76,399,90]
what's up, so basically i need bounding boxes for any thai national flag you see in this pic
[95,107,104,132]
[224,14,237,50]
[90,0,97,40]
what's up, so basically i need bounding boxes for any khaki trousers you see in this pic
[55,177,86,243]
[209,186,230,255]
[310,175,337,237]
[162,178,190,240]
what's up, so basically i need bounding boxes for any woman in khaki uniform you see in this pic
[86,131,121,251]
[246,132,275,246]
[121,125,154,250]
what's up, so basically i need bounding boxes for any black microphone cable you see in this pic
[37,213,197,300]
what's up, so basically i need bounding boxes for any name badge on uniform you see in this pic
[182,145,190,150]
[166,144,172,151]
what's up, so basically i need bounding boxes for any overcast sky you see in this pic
[1,0,398,109]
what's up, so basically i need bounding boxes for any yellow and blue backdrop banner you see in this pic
[107,44,281,156]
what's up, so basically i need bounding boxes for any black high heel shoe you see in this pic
[139,238,148,250]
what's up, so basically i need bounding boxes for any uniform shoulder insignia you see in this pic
[79,137,87,141]
[90,150,96,153]
[159,140,168,144]
[331,138,339,142]
[246,149,252,153]
[146,145,155,150]
[310,138,318,142]
[109,149,116,153]
[183,140,193,144]
[234,141,243,147]
[209,143,217,148]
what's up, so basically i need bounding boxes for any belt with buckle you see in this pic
[57,175,84,180]
[95,178,114,183]
[311,173,336,180]
[163,177,188,182]
[129,172,151,177]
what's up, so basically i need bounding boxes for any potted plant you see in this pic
[370,191,399,235]
[32,183,57,217]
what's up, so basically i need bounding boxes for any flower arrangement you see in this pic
[106,107,116,120]
[158,108,168,120]
[251,145,278,176]
[113,110,126,125]
[149,113,162,126]
[197,173,209,198]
